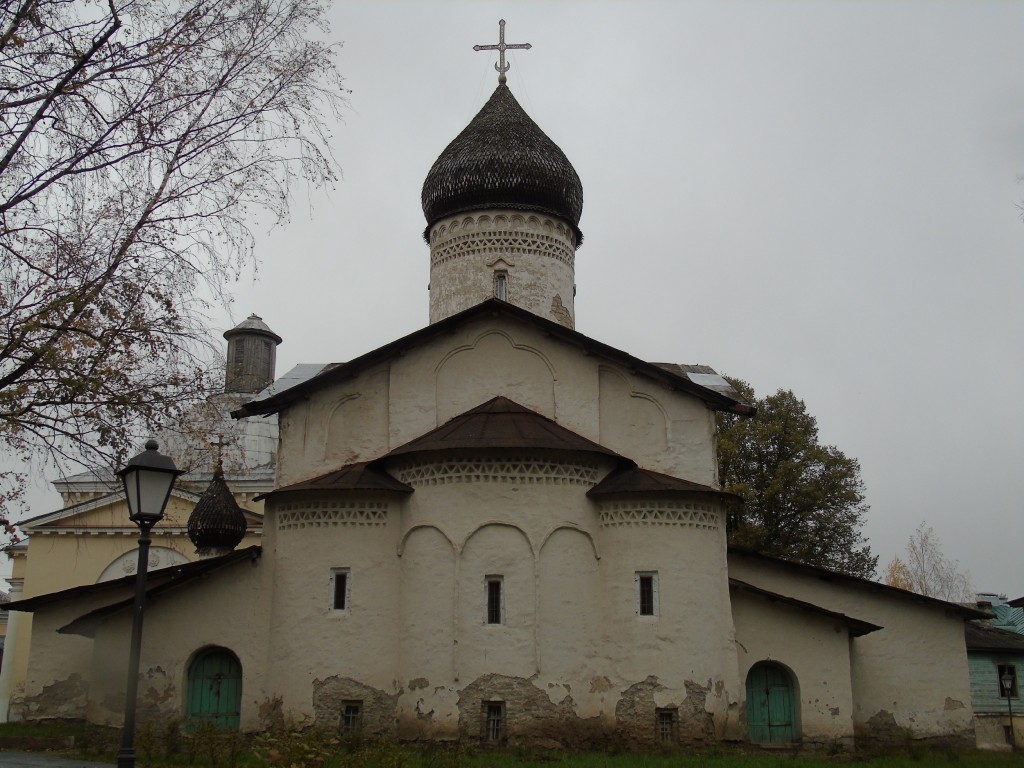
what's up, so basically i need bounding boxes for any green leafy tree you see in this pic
[717,378,877,578]
[0,0,346,542]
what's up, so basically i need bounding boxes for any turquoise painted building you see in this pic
[966,597,1024,749]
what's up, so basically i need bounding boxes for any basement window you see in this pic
[635,571,659,617]
[330,568,350,612]
[657,708,678,744]
[341,700,362,733]
[483,701,505,742]
[997,664,1019,698]
[486,576,504,625]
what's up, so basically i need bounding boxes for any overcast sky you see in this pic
[8,1,1024,596]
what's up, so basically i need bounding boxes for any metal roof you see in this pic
[384,396,625,460]
[421,83,583,242]
[5,546,261,618]
[256,462,413,501]
[587,467,738,500]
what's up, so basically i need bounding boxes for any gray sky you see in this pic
[8,1,1024,596]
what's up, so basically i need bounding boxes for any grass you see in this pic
[0,723,1020,768]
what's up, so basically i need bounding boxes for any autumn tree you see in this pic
[717,378,877,578]
[883,522,973,602]
[0,0,346,540]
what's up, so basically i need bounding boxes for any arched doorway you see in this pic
[187,648,242,730]
[746,662,797,744]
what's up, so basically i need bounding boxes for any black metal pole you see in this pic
[1008,688,1016,751]
[117,520,155,768]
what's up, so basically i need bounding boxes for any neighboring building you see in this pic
[2,67,989,749]
[0,315,282,722]
[967,595,1023,749]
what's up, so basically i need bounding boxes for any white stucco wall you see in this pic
[728,551,975,745]
[730,588,856,745]
[276,315,719,492]
[428,211,577,327]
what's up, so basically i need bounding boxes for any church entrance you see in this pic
[187,648,242,730]
[745,662,797,744]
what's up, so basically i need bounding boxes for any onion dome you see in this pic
[187,464,248,557]
[421,84,583,243]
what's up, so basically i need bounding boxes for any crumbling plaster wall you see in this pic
[264,464,741,745]
[730,589,856,746]
[727,552,975,745]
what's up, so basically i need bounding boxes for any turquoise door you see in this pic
[187,649,242,730]
[746,663,796,744]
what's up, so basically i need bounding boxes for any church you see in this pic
[2,42,985,750]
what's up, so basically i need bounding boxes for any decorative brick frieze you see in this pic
[275,500,388,530]
[392,457,600,487]
[597,501,719,530]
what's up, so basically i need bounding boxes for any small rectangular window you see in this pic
[657,708,678,744]
[330,568,350,612]
[997,664,1019,698]
[494,272,507,301]
[342,700,362,733]
[486,576,504,624]
[483,701,505,741]
[636,571,659,616]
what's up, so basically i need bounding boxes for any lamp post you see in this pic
[1003,671,1017,751]
[116,440,183,768]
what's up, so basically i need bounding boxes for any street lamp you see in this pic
[115,440,183,768]
[1002,671,1017,751]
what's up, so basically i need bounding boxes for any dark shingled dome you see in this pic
[187,466,248,556]
[421,84,583,243]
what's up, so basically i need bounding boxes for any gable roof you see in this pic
[728,545,991,619]
[729,578,882,637]
[234,300,754,420]
[384,396,626,460]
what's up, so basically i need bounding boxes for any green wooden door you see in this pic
[187,649,242,731]
[746,663,796,744]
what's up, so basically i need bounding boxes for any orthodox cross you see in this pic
[474,19,531,84]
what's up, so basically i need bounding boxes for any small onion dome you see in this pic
[421,84,583,244]
[187,465,248,557]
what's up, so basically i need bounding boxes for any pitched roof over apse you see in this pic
[257,462,413,501]
[587,466,739,502]
[234,300,755,420]
[729,578,883,637]
[384,396,626,461]
[965,621,1024,652]
[728,545,992,620]
[421,84,584,243]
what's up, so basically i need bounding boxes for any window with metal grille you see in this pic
[330,568,349,612]
[483,701,505,741]
[657,708,678,744]
[997,664,1019,697]
[486,576,504,624]
[635,571,658,616]
[342,700,361,733]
